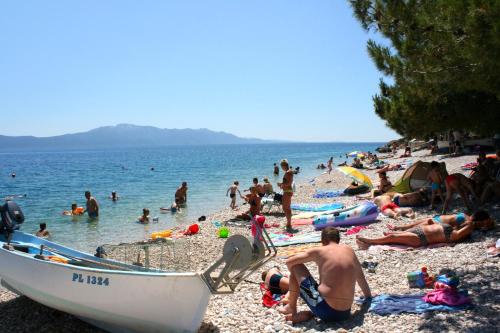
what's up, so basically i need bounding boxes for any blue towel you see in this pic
[313,190,344,199]
[357,294,470,315]
[290,203,344,212]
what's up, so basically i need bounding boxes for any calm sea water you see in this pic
[0,143,381,251]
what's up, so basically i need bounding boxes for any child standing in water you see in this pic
[226,181,242,209]
[427,161,445,209]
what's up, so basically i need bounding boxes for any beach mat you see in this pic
[291,202,344,212]
[313,190,344,199]
[269,231,321,247]
[366,243,452,253]
[292,209,341,220]
[357,294,470,315]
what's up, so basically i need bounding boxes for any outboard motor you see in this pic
[0,201,25,236]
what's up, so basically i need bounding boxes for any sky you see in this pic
[0,0,398,142]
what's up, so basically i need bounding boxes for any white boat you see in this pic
[0,202,276,333]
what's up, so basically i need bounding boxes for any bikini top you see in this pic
[455,213,466,225]
[433,213,465,226]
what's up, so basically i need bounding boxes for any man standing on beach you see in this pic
[279,227,371,323]
[84,191,99,219]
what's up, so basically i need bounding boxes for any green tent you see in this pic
[390,161,446,194]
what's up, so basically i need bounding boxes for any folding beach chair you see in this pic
[261,192,283,213]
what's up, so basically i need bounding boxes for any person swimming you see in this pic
[36,223,50,238]
[138,208,150,224]
[63,203,85,216]
[110,191,120,201]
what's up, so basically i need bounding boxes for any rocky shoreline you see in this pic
[1,149,499,332]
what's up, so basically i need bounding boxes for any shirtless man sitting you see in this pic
[373,194,415,219]
[279,227,371,323]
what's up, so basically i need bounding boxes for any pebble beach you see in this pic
[1,149,499,333]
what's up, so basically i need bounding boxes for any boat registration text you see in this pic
[72,273,110,286]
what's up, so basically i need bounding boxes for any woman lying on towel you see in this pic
[356,211,495,249]
[387,212,476,231]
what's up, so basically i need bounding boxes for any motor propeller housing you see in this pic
[0,201,25,234]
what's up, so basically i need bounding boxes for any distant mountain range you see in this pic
[0,124,273,150]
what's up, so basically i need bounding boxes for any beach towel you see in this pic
[313,190,345,199]
[292,211,335,220]
[423,289,471,307]
[291,203,344,212]
[461,162,478,171]
[357,294,470,315]
[277,244,321,259]
[269,231,321,247]
[260,283,284,308]
[345,225,368,235]
[291,218,313,226]
[366,243,452,253]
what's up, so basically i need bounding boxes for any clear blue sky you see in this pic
[0,0,397,142]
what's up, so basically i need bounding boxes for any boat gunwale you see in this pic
[0,232,202,277]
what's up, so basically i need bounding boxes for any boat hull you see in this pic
[0,232,211,333]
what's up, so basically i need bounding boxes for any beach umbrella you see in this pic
[336,166,373,189]
[347,151,365,158]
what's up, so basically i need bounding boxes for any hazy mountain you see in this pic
[0,124,272,150]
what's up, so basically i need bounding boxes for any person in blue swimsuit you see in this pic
[387,213,469,232]
[427,161,445,209]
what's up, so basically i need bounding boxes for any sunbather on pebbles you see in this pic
[356,211,495,249]
[373,194,415,219]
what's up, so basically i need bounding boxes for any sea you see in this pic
[0,143,382,251]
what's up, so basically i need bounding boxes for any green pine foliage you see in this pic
[349,0,500,137]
